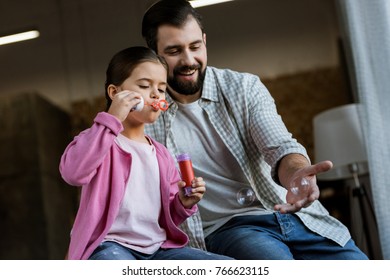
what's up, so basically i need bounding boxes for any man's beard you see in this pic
[168,64,206,96]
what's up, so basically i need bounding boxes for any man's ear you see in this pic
[107,84,118,100]
[203,33,207,45]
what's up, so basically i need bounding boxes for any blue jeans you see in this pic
[205,213,368,260]
[88,241,233,260]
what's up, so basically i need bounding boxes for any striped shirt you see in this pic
[145,66,350,250]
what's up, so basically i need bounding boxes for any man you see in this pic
[142,0,367,259]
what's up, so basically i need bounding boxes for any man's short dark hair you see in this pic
[142,0,204,52]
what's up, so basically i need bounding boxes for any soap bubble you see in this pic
[290,177,309,195]
[236,188,256,206]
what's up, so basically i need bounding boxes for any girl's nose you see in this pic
[150,88,160,99]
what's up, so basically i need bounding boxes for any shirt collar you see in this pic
[201,67,219,102]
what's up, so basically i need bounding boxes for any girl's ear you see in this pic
[107,84,118,100]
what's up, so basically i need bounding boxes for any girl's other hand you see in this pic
[178,177,206,209]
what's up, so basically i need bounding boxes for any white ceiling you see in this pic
[0,0,340,111]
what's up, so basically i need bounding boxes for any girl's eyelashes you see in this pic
[137,84,166,95]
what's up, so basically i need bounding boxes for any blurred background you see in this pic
[0,0,385,259]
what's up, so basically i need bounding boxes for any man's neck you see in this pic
[167,88,201,104]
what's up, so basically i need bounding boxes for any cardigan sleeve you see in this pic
[59,112,123,186]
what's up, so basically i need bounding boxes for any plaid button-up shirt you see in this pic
[145,66,351,250]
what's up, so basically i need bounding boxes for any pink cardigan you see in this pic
[60,112,196,260]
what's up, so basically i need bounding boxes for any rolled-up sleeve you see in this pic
[247,77,309,182]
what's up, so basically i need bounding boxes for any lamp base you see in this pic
[349,178,381,259]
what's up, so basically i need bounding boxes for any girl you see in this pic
[60,46,231,260]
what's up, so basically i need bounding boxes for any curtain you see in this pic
[336,0,390,259]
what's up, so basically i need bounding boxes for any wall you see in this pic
[0,92,78,259]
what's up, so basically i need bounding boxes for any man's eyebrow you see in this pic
[190,40,203,45]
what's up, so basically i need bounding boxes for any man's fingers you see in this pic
[274,203,299,214]
[304,160,333,176]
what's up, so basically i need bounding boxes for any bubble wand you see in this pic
[131,98,169,112]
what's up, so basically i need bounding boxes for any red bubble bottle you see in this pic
[176,153,195,196]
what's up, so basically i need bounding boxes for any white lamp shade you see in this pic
[313,104,368,180]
